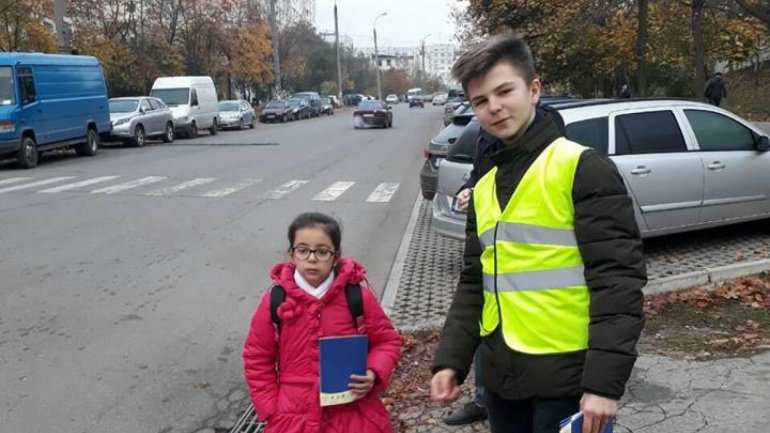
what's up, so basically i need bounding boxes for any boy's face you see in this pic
[467,61,541,140]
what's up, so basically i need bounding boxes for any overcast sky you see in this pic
[314,0,466,49]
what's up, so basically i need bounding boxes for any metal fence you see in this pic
[229,403,266,433]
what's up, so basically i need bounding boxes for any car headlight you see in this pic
[114,117,131,126]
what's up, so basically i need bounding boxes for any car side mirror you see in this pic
[386,105,392,110]
[756,136,770,152]
[139,107,145,113]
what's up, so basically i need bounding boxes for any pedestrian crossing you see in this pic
[0,174,402,203]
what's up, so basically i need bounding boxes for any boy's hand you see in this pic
[456,188,473,211]
[349,369,377,399]
[430,368,461,402]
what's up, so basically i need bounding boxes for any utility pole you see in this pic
[420,34,431,86]
[373,12,386,101]
[269,0,282,97]
[334,1,343,101]
[54,0,68,53]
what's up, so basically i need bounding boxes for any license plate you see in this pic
[267,114,274,118]
[363,114,374,118]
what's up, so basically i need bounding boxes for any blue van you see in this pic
[0,53,111,168]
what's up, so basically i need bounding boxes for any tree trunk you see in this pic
[692,0,706,100]
[635,0,648,97]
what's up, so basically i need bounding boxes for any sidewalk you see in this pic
[384,199,770,433]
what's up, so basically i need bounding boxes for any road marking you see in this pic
[146,177,216,196]
[91,176,168,194]
[366,183,400,203]
[264,180,309,199]
[312,181,355,201]
[0,177,74,194]
[39,176,122,193]
[201,178,263,197]
[0,177,31,187]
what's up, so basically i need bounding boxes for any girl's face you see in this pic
[288,226,339,287]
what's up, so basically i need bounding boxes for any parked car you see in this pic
[353,99,393,129]
[432,93,448,105]
[443,101,472,126]
[326,95,342,108]
[419,112,475,200]
[287,98,312,120]
[432,99,770,239]
[150,76,219,138]
[291,91,323,117]
[407,87,424,108]
[343,93,363,106]
[260,100,293,123]
[320,97,335,115]
[0,53,110,168]
[218,99,256,130]
[109,97,175,146]
[385,94,399,104]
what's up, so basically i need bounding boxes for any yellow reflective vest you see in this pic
[474,137,590,355]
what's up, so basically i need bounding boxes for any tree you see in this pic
[0,0,57,52]
[636,0,649,96]
[382,68,410,96]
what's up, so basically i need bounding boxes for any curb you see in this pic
[644,258,770,295]
[381,190,424,315]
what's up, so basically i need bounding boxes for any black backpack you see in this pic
[269,283,364,334]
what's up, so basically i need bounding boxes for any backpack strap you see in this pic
[270,285,286,334]
[345,284,365,333]
[270,283,365,334]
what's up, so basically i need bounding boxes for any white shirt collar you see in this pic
[294,269,335,299]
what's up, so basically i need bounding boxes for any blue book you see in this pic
[559,412,613,433]
[319,334,368,406]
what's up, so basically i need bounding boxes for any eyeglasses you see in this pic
[291,246,336,262]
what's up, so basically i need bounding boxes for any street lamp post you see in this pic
[372,12,387,101]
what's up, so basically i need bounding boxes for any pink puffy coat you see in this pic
[243,258,402,433]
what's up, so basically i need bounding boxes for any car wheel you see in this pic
[16,135,39,168]
[238,118,245,130]
[132,124,145,147]
[209,119,218,135]
[162,122,174,143]
[75,128,99,156]
[250,117,256,129]
[189,122,198,138]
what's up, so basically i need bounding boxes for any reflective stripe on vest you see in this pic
[474,137,590,355]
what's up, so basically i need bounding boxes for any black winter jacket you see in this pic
[432,109,646,400]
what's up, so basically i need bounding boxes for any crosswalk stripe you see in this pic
[0,176,74,194]
[91,176,168,194]
[146,177,216,196]
[201,178,263,197]
[312,181,355,201]
[0,177,31,187]
[366,182,400,203]
[39,176,121,193]
[264,180,309,199]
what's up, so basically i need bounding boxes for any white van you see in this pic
[150,76,219,138]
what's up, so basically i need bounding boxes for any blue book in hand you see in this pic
[319,334,368,407]
[559,412,613,433]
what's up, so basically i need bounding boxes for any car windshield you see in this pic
[218,101,240,111]
[265,101,286,109]
[288,99,301,108]
[109,99,139,113]
[0,67,16,106]
[359,100,384,110]
[149,88,189,106]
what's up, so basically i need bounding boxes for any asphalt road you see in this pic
[0,103,442,433]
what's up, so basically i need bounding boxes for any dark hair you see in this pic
[288,212,342,252]
[452,32,537,95]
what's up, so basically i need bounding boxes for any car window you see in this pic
[190,89,198,106]
[447,122,482,163]
[614,111,686,155]
[140,99,152,111]
[153,98,167,109]
[18,66,36,105]
[242,101,250,110]
[684,109,755,152]
[565,117,608,155]
[147,98,159,110]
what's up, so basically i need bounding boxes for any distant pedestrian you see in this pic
[243,212,402,433]
[430,32,646,433]
[618,83,631,99]
[704,72,727,107]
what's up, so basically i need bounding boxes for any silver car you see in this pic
[433,100,770,239]
[218,99,256,130]
[109,97,175,147]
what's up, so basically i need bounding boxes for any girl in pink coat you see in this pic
[243,212,402,433]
